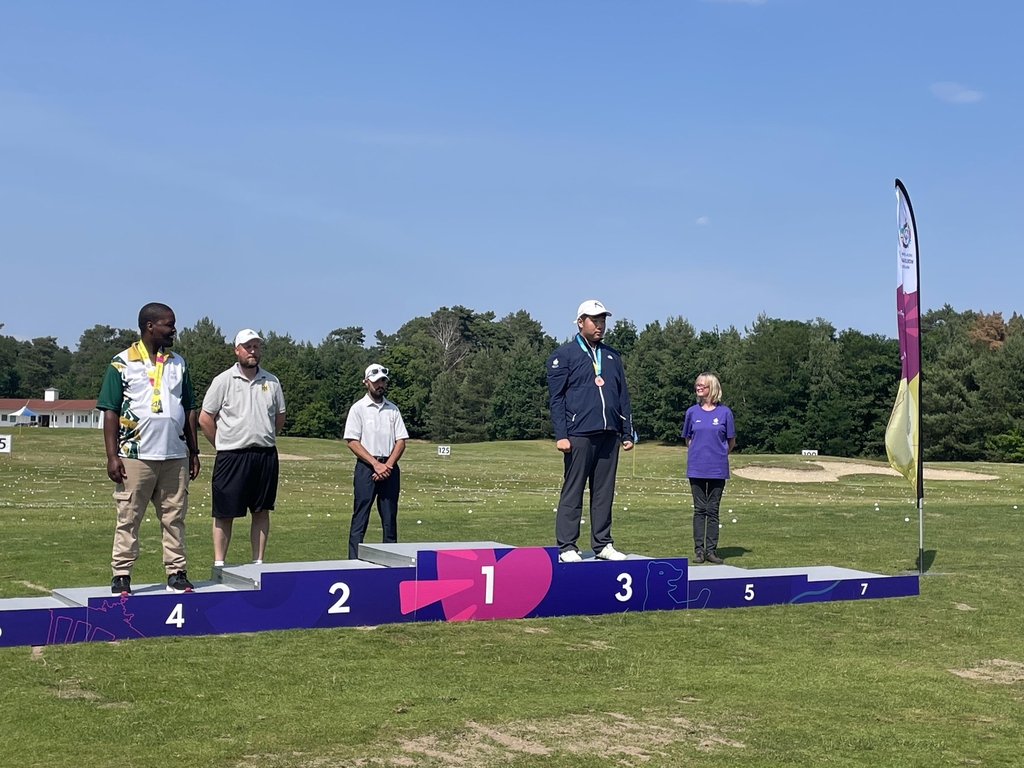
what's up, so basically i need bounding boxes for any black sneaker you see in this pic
[166,570,194,593]
[705,551,724,565]
[111,574,131,595]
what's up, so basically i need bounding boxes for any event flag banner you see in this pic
[886,179,925,570]
[885,180,922,494]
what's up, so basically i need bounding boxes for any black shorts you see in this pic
[211,446,279,519]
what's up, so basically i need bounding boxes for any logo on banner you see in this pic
[899,198,912,248]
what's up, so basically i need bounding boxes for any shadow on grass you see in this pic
[716,546,752,561]
[918,549,937,573]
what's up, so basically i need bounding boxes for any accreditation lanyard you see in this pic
[576,334,604,386]
[133,340,166,413]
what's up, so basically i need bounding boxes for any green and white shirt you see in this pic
[97,344,196,460]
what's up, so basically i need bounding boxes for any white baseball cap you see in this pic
[233,329,262,346]
[364,364,390,382]
[576,300,611,321]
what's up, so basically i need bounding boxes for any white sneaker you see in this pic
[559,549,583,563]
[596,544,627,561]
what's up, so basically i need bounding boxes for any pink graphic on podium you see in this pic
[399,547,553,620]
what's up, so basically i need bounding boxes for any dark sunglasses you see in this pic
[367,367,389,378]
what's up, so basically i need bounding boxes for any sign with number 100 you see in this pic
[0,435,11,454]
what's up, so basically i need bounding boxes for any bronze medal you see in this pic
[594,375,604,387]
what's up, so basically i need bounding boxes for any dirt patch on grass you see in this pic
[14,579,50,593]
[262,711,744,766]
[54,679,101,700]
[733,461,998,483]
[277,453,312,461]
[949,659,1024,684]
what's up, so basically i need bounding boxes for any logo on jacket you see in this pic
[551,358,559,368]
[713,418,719,425]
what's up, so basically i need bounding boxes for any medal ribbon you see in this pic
[133,340,166,413]
[575,334,602,377]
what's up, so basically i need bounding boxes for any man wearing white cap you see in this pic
[546,300,634,562]
[199,329,286,566]
[344,364,409,559]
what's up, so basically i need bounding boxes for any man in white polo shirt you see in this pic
[344,364,409,559]
[199,329,286,566]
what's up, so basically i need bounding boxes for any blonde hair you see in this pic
[696,373,723,404]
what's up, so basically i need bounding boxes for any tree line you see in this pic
[2,305,1022,462]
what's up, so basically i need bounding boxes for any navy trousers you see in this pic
[348,460,400,559]
[690,478,726,554]
[555,432,620,554]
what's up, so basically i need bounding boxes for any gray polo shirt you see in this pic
[202,365,286,451]
[343,394,409,458]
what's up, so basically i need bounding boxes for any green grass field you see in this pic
[1,430,1022,767]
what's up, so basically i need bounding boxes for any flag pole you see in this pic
[912,187,925,575]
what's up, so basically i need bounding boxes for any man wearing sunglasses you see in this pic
[344,364,409,559]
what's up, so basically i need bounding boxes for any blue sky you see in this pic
[2,1,1021,348]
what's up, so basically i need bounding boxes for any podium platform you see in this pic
[0,543,918,647]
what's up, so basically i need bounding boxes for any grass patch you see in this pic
[1,431,1023,766]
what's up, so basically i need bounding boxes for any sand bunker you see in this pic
[733,461,998,483]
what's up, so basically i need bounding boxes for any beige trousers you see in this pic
[111,457,189,576]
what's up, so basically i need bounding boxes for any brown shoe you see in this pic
[705,551,724,564]
[693,551,705,564]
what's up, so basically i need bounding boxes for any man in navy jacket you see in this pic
[546,299,634,562]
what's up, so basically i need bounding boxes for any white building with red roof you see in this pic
[0,388,103,429]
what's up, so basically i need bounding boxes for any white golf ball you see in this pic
[905,517,910,522]
[728,509,733,514]
[417,520,422,524]
[1015,506,1019,510]
[718,524,723,529]
[732,518,737,523]
[468,509,472,513]
[307,514,311,518]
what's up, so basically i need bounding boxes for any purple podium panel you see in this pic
[687,565,921,609]
[0,597,88,647]
[787,567,920,603]
[397,547,691,621]
[688,565,796,609]
[538,555,690,617]
[200,564,414,632]
[62,584,246,641]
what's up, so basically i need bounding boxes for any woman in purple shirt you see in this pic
[681,373,736,564]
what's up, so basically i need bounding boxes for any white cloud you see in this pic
[930,82,983,104]
[696,216,710,226]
